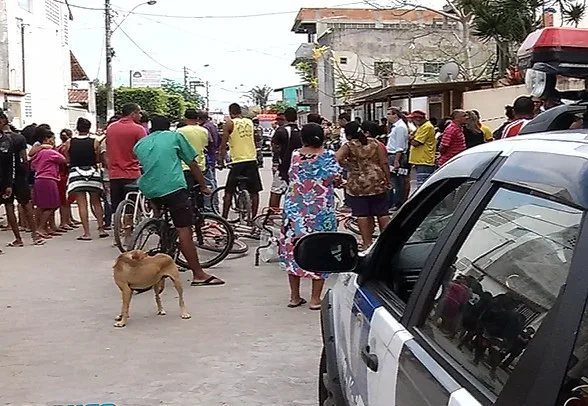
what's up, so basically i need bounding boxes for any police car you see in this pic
[294,27,588,406]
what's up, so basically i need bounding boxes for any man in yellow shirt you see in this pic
[177,109,209,190]
[408,110,436,188]
[220,103,263,219]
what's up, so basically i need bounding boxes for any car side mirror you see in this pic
[294,232,359,274]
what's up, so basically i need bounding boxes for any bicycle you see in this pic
[113,183,154,253]
[211,171,252,226]
[129,186,235,269]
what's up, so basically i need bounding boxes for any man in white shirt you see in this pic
[338,112,350,146]
[386,107,409,210]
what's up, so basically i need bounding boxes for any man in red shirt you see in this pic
[501,96,534,139]
[106,103,146,212]
[437,110,468,167]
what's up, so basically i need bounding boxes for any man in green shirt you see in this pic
[133,115,225,287]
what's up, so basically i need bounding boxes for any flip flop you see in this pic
[6,240,24,248]
[77,236,92,241]
[32,239,46,246]
[288,298,307,308]
[68,223,80,229]
[191,276,225,287]
[99,232,109,238]
[309,305,321,311]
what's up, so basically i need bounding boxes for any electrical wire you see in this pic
[59,1,366,19]
[117,26,183,72]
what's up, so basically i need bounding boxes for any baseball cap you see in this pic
[408,110,427,119]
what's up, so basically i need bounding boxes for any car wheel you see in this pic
[319,346,337,406]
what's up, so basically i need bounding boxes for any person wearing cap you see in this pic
[408,110,436,188]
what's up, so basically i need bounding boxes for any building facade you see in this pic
[291,8,493,121]
[0,0,93,131]
[274,84,316,113]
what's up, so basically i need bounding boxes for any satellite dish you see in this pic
[439,62,459,83]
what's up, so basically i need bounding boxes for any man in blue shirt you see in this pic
[133,115,225,287]
[197,111,221,212]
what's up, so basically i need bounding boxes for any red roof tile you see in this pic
[68,88,88,104]
[70,52,89,82]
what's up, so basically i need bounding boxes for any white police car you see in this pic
[294,27,588,406]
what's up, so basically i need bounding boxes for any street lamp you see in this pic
[105,0,157,119]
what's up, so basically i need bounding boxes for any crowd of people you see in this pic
[0,94,551,309]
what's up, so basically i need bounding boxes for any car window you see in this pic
[407,181,474,244]
[560,303,588,405]
[419,188,582,397]
[384,180,474,303]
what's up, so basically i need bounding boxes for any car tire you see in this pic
[319,346,337,406]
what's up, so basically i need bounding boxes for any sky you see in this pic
[67,0,375,112]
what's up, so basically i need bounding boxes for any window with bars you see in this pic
[62,13,69,45]
[24,94,33,118]
[45,0,60,25]
[423,62,444,76]
[374,61,394,78]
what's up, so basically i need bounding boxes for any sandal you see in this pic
[6,240,24,248]
[68,223,80,229]
[99,231,109,239]
[309,304,322,311]
[37,233,52,239]
[32,239,46,246]
[77,236,92,241]
[287,298,307,308]
[191,276,225,287]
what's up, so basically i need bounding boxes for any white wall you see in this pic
[463,85,527,130]
[6,0,71,131]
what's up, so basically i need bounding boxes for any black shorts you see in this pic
[0,178,31,205]
[110,178,138,212]
[151,189,193,228]
[226,161,263,194]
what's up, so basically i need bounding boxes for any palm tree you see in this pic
[246,85,273,110]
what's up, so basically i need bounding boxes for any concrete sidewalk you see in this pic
[0,228,322,406]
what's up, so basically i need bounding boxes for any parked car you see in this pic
[296,132,588,406]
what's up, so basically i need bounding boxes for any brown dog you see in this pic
[112,250,191,328]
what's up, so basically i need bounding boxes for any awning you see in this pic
[352,81,494,103]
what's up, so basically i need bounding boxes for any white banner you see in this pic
[130,70,162,88]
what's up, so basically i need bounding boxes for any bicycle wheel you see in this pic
[180,213,235,268]
[210,186,240,223]
[344,217,379,238]
[129,218,163,254]
[113,199,135,253]
[253,211,283,232]
[230,239,249,254]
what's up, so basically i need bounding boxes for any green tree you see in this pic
[161,78,204,109]
[267,100,290,113]
[166,94,186,122]
[246,85,273,110]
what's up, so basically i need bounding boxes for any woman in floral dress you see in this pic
[279,123,342,310]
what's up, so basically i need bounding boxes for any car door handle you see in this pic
[361,345,379,372]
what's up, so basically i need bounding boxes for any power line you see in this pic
[60,1,365,19]
[117,26,183,72]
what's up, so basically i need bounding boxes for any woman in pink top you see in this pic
[30,127,65,238]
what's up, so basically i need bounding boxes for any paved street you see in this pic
[0,162,323,406]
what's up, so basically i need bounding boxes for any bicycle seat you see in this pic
[124,183,139,193]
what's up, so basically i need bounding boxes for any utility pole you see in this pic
[206,81,210,111]
[105,0,114,119]
[183,66,189,91]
